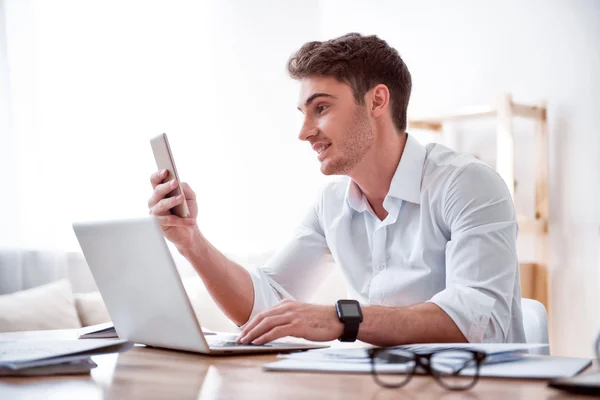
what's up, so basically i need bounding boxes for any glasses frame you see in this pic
[368,347,487,391]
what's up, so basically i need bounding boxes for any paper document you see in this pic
[278,343,548,363]
[397,343,549,353]
[265,356,591,378]
[0,339,133,370]
[0,358,97,376]
[78,322,119,339]
[265,343,590,379]
[78,322,217,339]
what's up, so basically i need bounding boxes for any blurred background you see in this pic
[0,0,598,357]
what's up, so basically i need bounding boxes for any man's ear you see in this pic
[368,84,391,119]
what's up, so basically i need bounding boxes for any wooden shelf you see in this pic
[517,216,548,235]
[519,263,548,308]
[409,102,546,129]
[409,105,496,130]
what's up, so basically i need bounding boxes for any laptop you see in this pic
[72,217,328,355]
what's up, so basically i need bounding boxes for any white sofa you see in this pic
[0,249,346,333]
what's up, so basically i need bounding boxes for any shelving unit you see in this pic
[409,94,549,309]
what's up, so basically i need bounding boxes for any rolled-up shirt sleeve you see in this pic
[240,193,331,328]
[427,162,519,343]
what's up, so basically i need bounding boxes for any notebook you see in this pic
[78,322,217,340]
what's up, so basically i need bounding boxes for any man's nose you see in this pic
[298,121,317,142]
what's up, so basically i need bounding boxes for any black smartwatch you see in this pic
[335,299,363,342]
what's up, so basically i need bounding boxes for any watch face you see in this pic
[340,303,361,317]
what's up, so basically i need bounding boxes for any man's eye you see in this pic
[316,105,328,115]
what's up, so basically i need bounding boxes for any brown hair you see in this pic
[287,33,412,132]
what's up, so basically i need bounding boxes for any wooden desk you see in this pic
[0,345,596,400]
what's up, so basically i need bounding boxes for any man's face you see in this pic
[297,76,374,175]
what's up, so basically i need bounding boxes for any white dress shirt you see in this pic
[246,134,526,343]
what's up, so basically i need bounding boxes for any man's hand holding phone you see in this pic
[148,133,204,253]
[148,169,200,251]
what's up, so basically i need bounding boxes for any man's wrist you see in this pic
[333,306,345,338]
[335,300,363,342]
[177,229,206,261]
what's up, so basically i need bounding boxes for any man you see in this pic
[148,33,525,346]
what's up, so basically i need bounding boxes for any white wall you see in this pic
[2,0,327,253]
[318,0,600,357]
[0,0,18,247]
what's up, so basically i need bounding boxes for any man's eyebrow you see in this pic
[297,93,336,111]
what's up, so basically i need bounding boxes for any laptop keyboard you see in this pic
[212,339,313,349]
[208,339,272,348]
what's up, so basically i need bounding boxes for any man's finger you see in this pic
[148,180,178,208]
[180,182,196,200]
[251,324,294,345]
[155,215,196,227]
[150,169,168,188]
[239,313,292,344]
[239,306,284,340]
[151,194,184,215]
[239,301,295,339]
[239,310,270,339]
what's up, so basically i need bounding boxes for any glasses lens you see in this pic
[371,348,416,388]
[430,350,480,390]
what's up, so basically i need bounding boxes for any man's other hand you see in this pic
[237,299,344,345]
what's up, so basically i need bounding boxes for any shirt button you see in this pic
[378,263,386,271]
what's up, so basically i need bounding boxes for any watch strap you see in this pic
[339,319,360,342]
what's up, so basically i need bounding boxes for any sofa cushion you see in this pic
[0,279,81,332]
[74,291,111,327]
[68,276,239,332]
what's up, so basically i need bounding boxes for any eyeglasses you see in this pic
[368,347,487,391]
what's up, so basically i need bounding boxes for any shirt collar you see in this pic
[345,178,368,213]
[386,133,426,205]
[344,133,426,214]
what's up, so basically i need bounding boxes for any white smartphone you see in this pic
[150,133,190,218]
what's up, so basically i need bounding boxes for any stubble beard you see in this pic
[321,104,374,176]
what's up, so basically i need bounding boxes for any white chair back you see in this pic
[521,298,550,355]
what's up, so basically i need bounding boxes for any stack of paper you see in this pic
[78,322,119,339]
[78,322,217,339]
[0,339,133,376]
[263,343,592,379]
